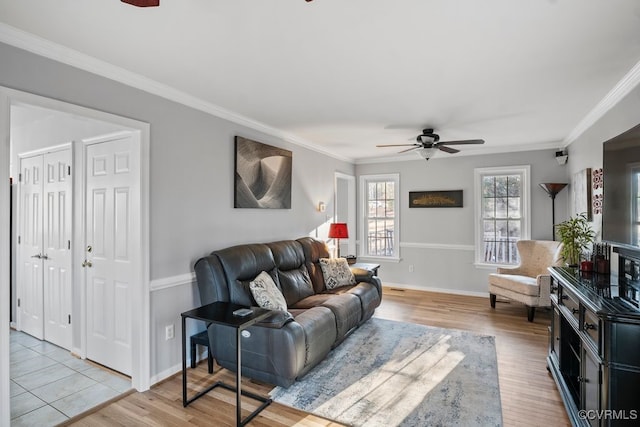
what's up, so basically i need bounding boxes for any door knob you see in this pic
[31,253,42,259]
[41,254,49,260]
[82,260,93,268]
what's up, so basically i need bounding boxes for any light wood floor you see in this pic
[65,287,570,427]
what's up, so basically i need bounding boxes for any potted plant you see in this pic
[555,212,595,267]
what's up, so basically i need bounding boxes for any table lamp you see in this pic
[328,223,349,258]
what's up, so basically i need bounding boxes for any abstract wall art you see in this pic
[234,136,292,209]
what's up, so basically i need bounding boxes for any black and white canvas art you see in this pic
[234,136,292,209]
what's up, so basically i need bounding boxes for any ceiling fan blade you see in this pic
[121,0,159,6]
[438,139,485,145]
[376,143,420,148]
[398,146,421,154]
[438,145,460,154]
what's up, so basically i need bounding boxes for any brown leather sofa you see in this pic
[194,237,382,387]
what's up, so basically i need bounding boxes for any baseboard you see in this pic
[150,363,182,386]
[383,282,489,298]
[149,348,208,386]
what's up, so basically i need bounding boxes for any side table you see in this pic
[181,302,272,426]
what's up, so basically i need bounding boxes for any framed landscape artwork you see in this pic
[234,136,292,209]
[409,190,463,208]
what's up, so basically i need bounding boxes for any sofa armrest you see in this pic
[351,267,374,282]
[256,310,294,329]
[537,274,552,306]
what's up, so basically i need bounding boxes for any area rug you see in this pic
[270,318,502,427]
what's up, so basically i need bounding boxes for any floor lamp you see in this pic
[328,223,349,258]
[539,183,568,241]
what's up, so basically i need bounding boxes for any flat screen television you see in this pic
[602,122,640,251]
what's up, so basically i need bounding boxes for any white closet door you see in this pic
[17,155,44,340]
[42,149,73,350]
[85,132,139,376]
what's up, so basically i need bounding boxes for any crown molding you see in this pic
[0,23,353,163]
[564,59,640,145]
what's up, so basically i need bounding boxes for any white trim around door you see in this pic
[0,87,151,401]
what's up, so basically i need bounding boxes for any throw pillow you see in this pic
[249,271,287,311]
[319,257,356,289]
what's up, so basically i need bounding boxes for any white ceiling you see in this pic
[1,0,640,162]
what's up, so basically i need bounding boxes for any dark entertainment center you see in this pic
[548,260,640,427]
[547,122,640,426]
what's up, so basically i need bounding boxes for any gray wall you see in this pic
[566,83,640,243]
[355,149,570,294]
[1,42,353,378]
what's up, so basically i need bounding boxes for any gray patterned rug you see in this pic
[270,318,502,427]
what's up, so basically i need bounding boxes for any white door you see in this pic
[42,150,73,349]
[84,132,139,376]
[17,149,73,349]
[17,155,44,340]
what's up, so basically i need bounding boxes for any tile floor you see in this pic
[10,329,131,426]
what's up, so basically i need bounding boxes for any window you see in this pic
[360,174,399,259]
[475,166,530,265]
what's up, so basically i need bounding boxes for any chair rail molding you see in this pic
[150,272,196,292]
[400,242,475,251]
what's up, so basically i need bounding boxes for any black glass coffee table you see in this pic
[181,302,272,426]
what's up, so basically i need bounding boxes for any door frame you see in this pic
[0,86,151,399]
[334,172,356,256]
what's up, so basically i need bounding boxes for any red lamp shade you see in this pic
[328,223,349,239]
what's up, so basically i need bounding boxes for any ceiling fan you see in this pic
[377,128,485,161]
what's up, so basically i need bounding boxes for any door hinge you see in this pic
[67,166,71,176]
[68,314,71,324]
[18,173,22,182]
[68,240,71,250]
[17,298,20,307]
[18,235,21,244]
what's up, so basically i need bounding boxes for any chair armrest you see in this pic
[537,274,552,306]
[256,310,294,329]
[496,266,525,275]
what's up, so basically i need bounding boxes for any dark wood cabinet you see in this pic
[548,267,640,427]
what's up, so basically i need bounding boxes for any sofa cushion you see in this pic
[321,293,362,340]
[250,271,288,311]
[215,243,277,306]
[319,258,356,289]
[488,273,539,296]
[293,306,337,368]
[297,237,331,293]
[268,240,315,306]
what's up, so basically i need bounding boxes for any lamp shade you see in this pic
[539,183,568,198]
[328,223,349,239]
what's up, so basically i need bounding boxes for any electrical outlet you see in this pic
[409,264,414,273]
[165,324,175,340]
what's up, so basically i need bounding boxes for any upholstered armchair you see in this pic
[488,240,564,322]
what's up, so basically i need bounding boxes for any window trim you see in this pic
[474,165,531,267]
[359,173,400,261]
